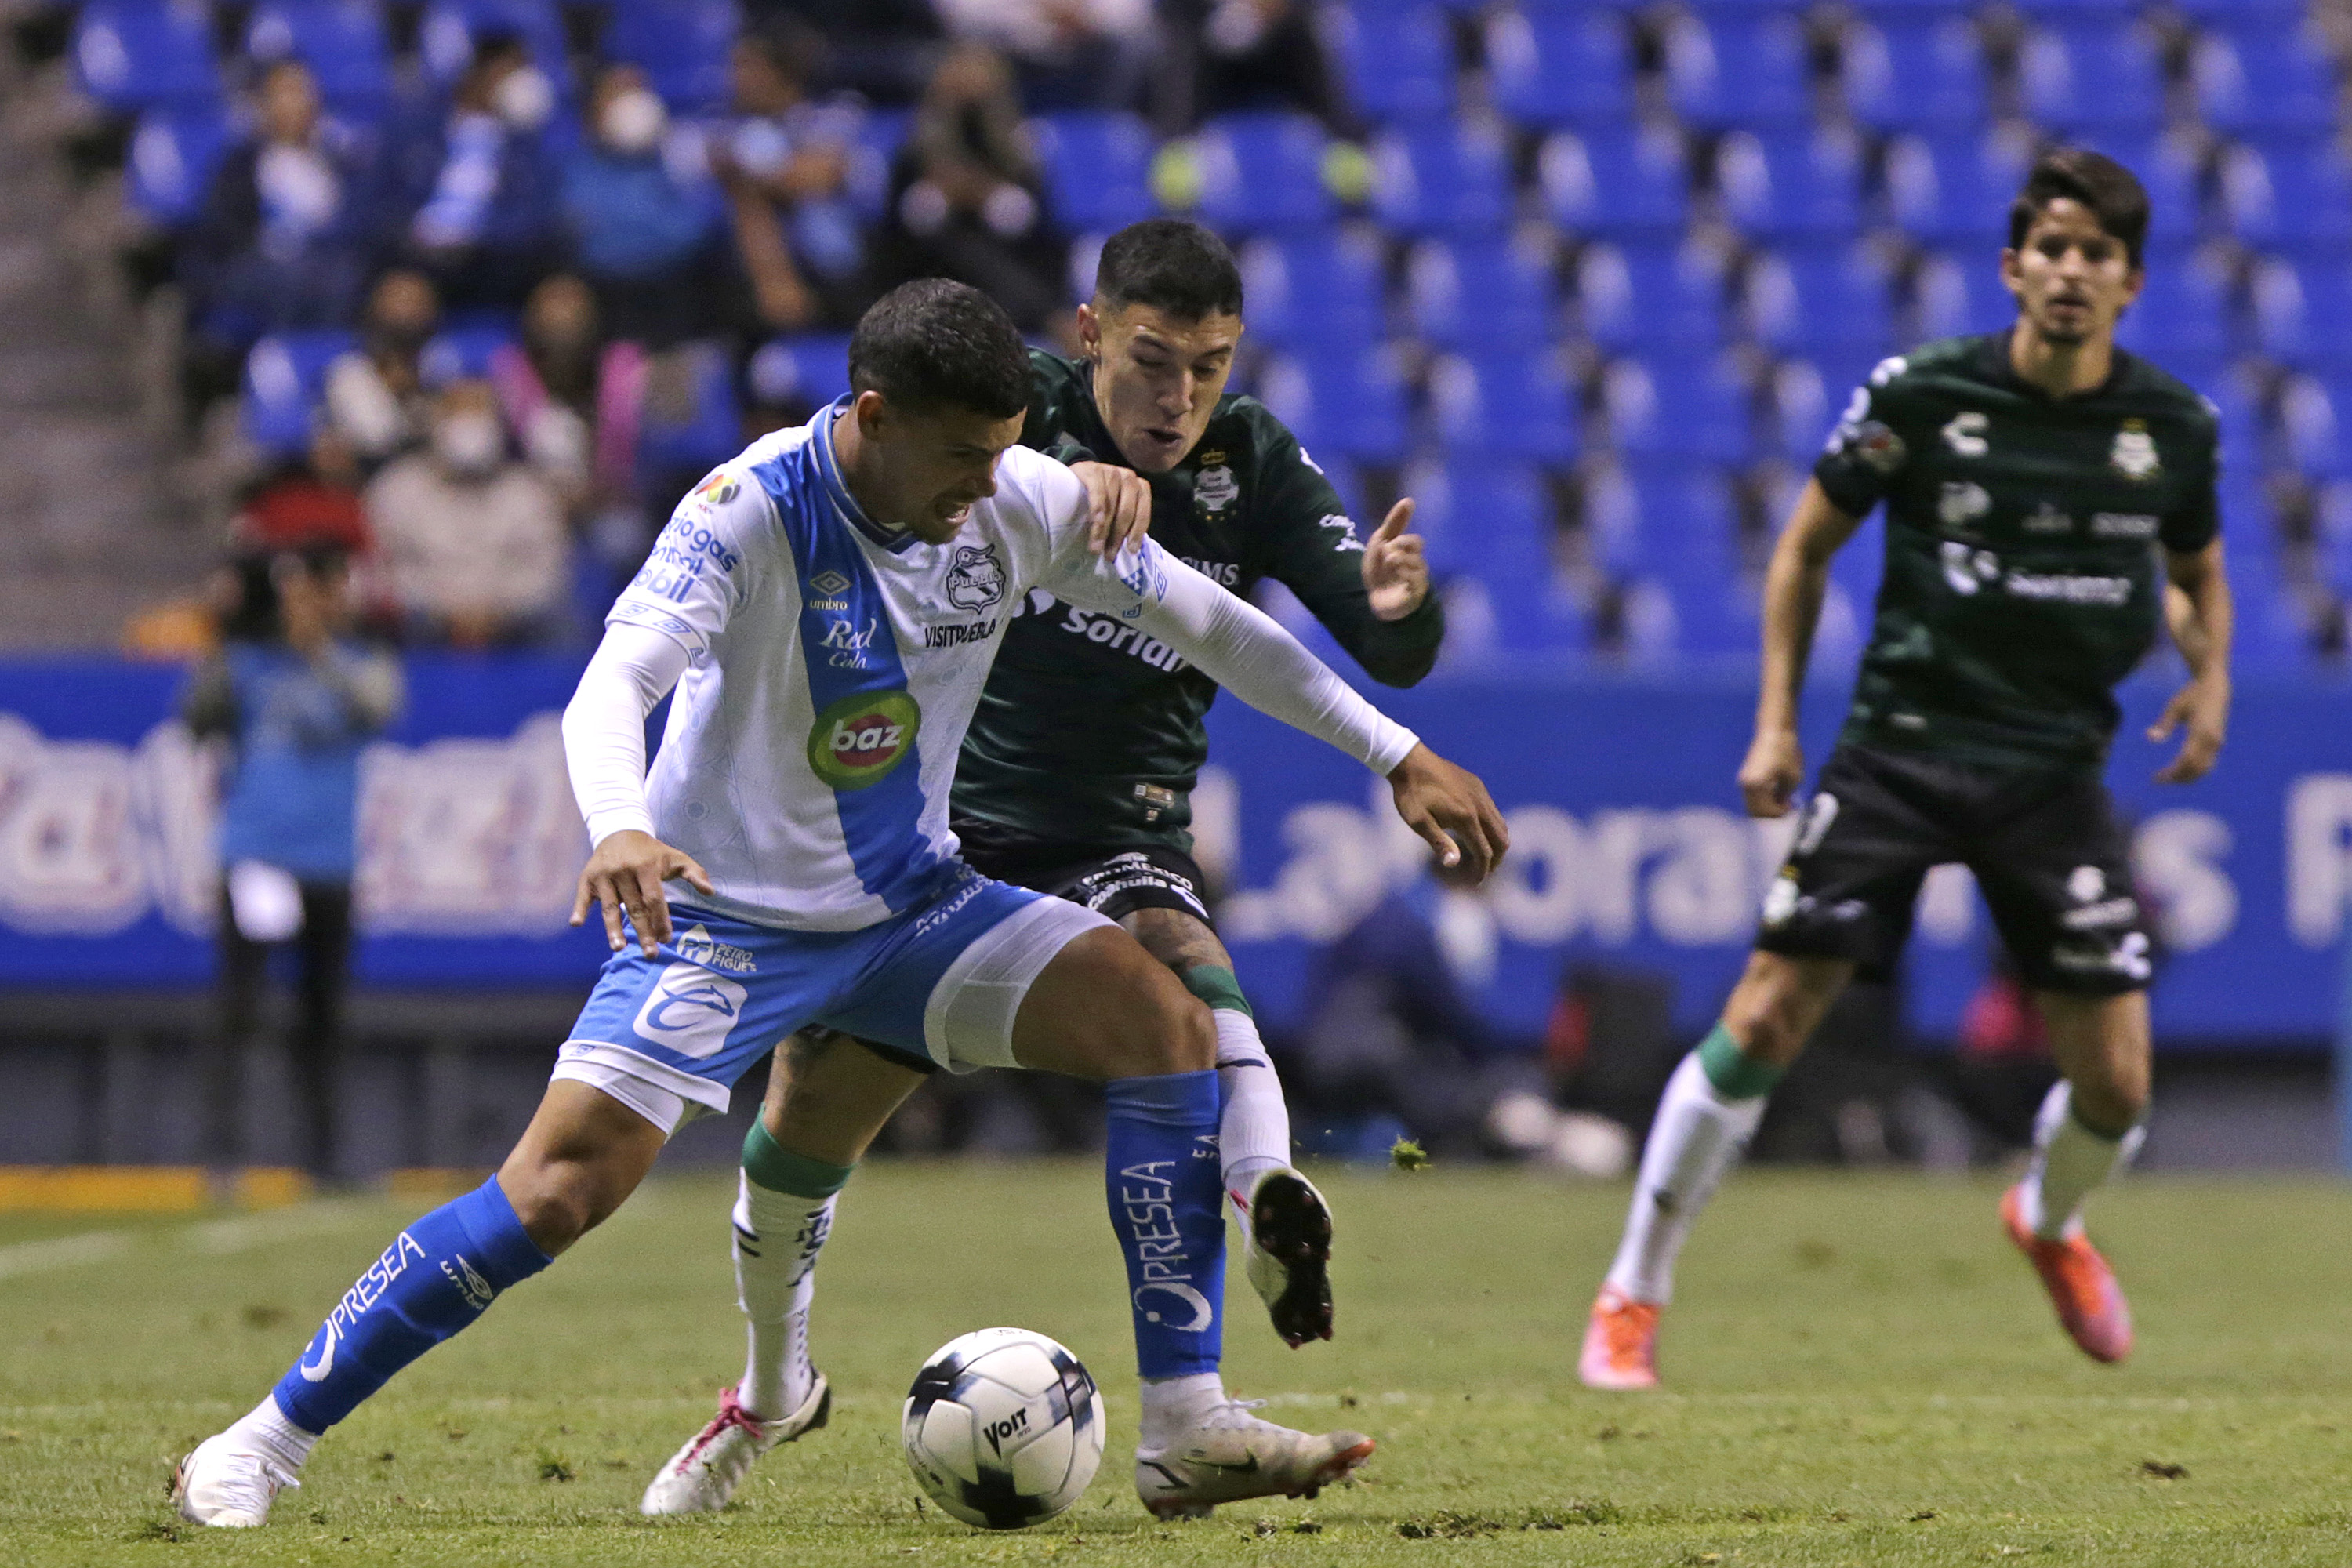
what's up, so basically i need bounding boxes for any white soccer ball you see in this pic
[902,1327,1105,1530]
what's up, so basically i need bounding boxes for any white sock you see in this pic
[2020,1081,2144,1240]
[1138,1371,1227,1450]
[733,1171,836,1421]
[1213,1009,1290,1205]
[239,1396,318,1470]
[1602,1051,1768,1305]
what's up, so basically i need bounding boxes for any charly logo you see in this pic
[945,543,1006,612]
[806,689,921,790]
[2111,419,2161,481]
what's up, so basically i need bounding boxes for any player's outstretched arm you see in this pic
[2150,536,2233,784]
[1386,742,1507,879]
[1741,479,1864,818]
[1069,461,1153,557]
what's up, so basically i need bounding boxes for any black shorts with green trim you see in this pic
[1753,744,2151,996]
[953,833,1215,929]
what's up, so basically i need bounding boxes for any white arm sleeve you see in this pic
[562,621,693,848]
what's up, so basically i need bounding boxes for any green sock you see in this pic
[1696,1022,1784,1102]
[1177,964,1252,1017]
[741,1119,855,1198]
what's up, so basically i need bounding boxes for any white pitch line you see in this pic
[0,1198,384,1284]
[0,1230,134,1281]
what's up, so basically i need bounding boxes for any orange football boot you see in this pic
[2002,1183,2132,1363]
[1577,1284,1661,1390]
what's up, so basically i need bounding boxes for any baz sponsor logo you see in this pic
[2111,419,2161,481]
[946,543,1006,612]
[805,689,922,790]
[633,963,749,1059]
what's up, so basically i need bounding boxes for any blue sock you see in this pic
[1105,1070,1225,1379]
[271,1177,551,1434]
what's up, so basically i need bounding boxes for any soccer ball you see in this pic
[902,1327,1105,1530]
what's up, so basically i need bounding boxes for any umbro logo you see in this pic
[808,570,851,597]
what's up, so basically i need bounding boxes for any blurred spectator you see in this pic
[181,548,404,1178]
[490,274,651,563]
[933,0,1151,111]
[1161,0,1359,136]
[868,46,1070,337]
[376,30,562,307]
[324,269,441,467]
[716,31,869,332]
[365,380,571,645]
[755,0,944,103]
[183,60,368,351]
[561,65,726,343]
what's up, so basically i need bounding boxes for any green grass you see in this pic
[3,1163,2350,1566]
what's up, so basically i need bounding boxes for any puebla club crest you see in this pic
[946,543,1006,612]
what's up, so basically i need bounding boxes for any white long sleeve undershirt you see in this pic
[562,621,690,848]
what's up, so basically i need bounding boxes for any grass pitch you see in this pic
[2,1163,2350,1566]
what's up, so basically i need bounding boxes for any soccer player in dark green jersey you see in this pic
[1580,150,2234,1389]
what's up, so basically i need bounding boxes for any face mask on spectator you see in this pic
[493,65,555,131]
[600,89,667,154]
[433,411,505,476]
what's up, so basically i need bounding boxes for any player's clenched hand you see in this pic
[1071,462,1152,557]
[2150,674,2229,785]
[1738,729,1805,818]
[570,829,717,956]
[1387,744,1508,882]
[1362,499,1430,622]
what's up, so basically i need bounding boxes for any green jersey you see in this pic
[1813,332,2220,770]
[950,350,1446,857]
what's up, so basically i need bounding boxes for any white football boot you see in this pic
[1237,1169,1334,1348]
[173,1432,301,1528]
[1134,1399,1374,1519]
[640,1374,831,1515]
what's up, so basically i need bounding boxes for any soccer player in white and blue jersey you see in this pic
[172,279,1507,1527]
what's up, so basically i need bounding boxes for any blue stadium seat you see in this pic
[846,107,913,220]
[1577,238,1730,356]
[418,318,519,387]
[1031,111,1156,235]
[2201,360,2267,478]
[605,0,741,114]
[2065,132,2204,247]
[1323,4,1454,124]
[2252,257,2352,372]
[1408,461,1586,655]
[640,343,743,474]
[1665,15,1813,131]
[2220,138,2352,253]
[1884,128,2035,247]
[419,0,569,96]
[1846,17,1988,134]
[1769,351,1882,463]
[1825,510,1886,638]
[1747,245,1896,358]
[245,0,393,111]
[243,330,355,457]
[1911,251,2005,342]
[747,332,853,410]
[2019,22,2166,135]
[2228,537,2321,673]
[1716,129,1864,241]
[74,0,220,111]
[1602,353,1755,464]
[1408,235,1560,352]
[1588,458,1742,591]
[1257,343,1411,460]
[1428,348,1581,463]
[2174,0,2305,22]
[2281,372,2350,476]
[126,103,234,227]
[2193,26,2339,137]
[1195,113,1332,234]
[1240,230,1386,350]
[1537,125,1689,237]
[2114,246,2238,364]
[1371,122,1512,237]
[1486,7,1635,130]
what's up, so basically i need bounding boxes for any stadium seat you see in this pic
[2068,132,2205,246]
[2281,372,2352,476]
[1428,347,1581,463]
[2201,360,2267,478]
[1715,129,1864,242]
[1587,459,1744,616]
[1665,15,1813,131]
[2220,138,2352,254]
[1845,17,1989,134]
[243,330,356,457]
[1911,251,2006,342]
[2114,246,2238,364]
[1486,7,1635,130]
[639,343,744,475]
[1601,354,1755,465]
[1370,121,1513,238]
[419,0,569,96]
[1883,127,2035,247]
[2173,0,2305,23]
[245,0,393,111]
[605,0,741,114]
[1769,350,1882,463]
[1537,125,1690,238]
[418,319,519,388]
[1747,245,1896,358]
[747,332,853,411]
[1240,229,1387,350]
[1256,343,1411,460]
[1577,238,1730,356]
[1408,234,1561,352]
[1409,461,1587,655]
[846,107,913,220]
[1323,3,1454,124]
[1194,113,1332,234]
[73,0,220,111]
[126,103,234,227]
[2019,22,2167,135]
[1031,111,1156,235]
[2193,26,2340,137]
[2253,257,2352,372]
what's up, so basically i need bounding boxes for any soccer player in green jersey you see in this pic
[1579,149,2234,1389]
[645,220,1453,1515]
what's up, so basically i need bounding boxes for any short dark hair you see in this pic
[2008,148,2151,269]
[848,278,1031,419]
[1093,218,1244,321]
